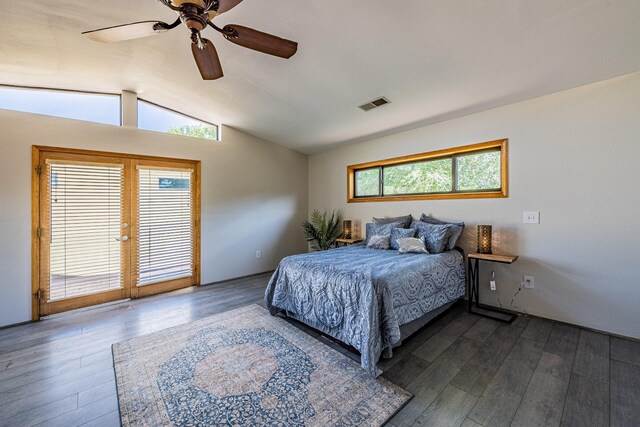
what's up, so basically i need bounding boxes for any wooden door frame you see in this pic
[31,145,201,320]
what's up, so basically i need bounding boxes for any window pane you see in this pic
[355,168,380,197]
[383,158,453,195]
[138,100,218,141]
[48,162,123,301]
[137,168,193,286]
[0,86,120,126]
[456,150,501,191]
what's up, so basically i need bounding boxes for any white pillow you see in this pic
[397,237,429,254]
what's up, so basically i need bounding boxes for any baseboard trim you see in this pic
[466,298,640,343]
[0,319,32,330]
[202,270,275,286]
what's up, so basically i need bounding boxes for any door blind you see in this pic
[137,167,193,286]
[47,161,123,301]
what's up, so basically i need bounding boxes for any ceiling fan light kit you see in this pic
[82,0,298,80]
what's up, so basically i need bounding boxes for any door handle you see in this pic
[116,236,129,242]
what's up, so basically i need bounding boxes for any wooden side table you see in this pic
[468,252,519,323]
[335,238,363,247]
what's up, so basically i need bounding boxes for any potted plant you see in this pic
[302,210,342,251]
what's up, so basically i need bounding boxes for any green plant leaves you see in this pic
[302,209,342,250]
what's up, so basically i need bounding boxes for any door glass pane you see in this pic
[354,168,380,197]
[456,150,501,191]
[137,168,193,286]
[383,158,453,195]
[48,162,123,301]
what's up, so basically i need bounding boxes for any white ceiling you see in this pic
[1,1,639,153]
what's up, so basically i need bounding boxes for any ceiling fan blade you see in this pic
[207,0,243,18]
[222,25,298,59]
[82,21,170,43]
[216,0,244,14]
[191,38,224,80]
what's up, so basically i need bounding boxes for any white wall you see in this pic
[0,111,308,327]
[309,72,640,339]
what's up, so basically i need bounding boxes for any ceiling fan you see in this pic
[82,0,298,80]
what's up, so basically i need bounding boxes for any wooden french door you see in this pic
[33,147,200,318]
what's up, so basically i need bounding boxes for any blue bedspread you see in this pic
[264,244,466,375]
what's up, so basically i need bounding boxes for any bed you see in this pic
[264,243,466,376]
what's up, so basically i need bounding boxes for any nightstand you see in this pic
[335,238,363,247]
[468,252,519,323]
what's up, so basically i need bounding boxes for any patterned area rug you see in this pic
[113,304,411,426]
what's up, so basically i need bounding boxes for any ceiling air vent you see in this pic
[358,97,391,112]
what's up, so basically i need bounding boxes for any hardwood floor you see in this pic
[0,273,638,427]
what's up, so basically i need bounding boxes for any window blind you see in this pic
[47,161,123,301]
[137,167,193,286]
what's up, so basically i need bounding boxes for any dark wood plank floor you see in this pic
[0,273,638,427]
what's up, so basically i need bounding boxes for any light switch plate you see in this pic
[523,211,540,224]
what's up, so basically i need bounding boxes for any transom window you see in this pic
[0,85,221,141]
[0,85,120,126]
[348,139,508,202]
[137,99,219,141]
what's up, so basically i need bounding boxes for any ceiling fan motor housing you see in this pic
[179,4,209,31]
[170,0,211,8]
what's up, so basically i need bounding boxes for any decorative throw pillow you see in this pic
[366,234,391,249]
[365,221,404,244]
[410,220,451,254]
[390,227,416,251]
[397,237,429,254]
[420,214,465,250]
[372,214,413,229]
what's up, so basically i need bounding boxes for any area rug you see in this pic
[113,304,411,426]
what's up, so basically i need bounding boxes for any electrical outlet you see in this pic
[523,276,535,289]
[490,280,496,291]
[255,250,262,259]
[523,211,540,224]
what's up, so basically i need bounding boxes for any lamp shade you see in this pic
[343,220,352,239]
[477,225,492,254]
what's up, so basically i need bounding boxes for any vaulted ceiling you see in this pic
[1,1,639,153]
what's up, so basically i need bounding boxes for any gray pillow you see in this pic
[365,221,404,244]
[398,237,429,254]
[390,227,416,250]
[420,214,465,250]
[410,220,451,254]
[366,235,390,249]
[372,214,413,229]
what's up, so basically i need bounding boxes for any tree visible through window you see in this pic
[384,158,453,195]
[138,100,219,141]
[168,124,219,140]
[456,151,501,191]
[349,139,508,202]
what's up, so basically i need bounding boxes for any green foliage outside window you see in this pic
[168,124,218,141]
[354,148,501,197]
[355,169,380,196]
[384,158,452,194]
[456,151,501,191]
